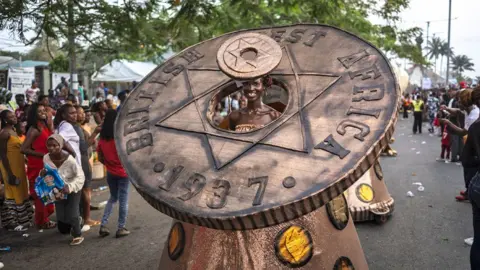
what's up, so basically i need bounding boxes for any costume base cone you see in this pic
[345,161,394,224]
[158,197,368,270]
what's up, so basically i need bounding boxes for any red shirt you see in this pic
[97,138,127,177]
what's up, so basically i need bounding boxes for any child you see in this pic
[15,121,26,142]
[437,124,451,163]
[97,109,130,238]
[41,134,85,245]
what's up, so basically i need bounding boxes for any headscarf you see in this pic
[47,134,64,149]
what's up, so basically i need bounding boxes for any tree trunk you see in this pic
[68,0,78,95]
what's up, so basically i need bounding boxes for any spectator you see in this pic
[96,82,105,99]
[38,95,55,131]
[93,101,107,125]
[15,121,26,142]
[97,109,130,238]
[21,103,56,230]
[54,104,81,166]
[78,81,85,101]
[25,81,40,104]
[117,91,127,112]
[441,89,480,201]
[14,94,26,122]
[0,110,33,231]
[75,105,100,228]
[42,134,85,245]
[54,77,69,93]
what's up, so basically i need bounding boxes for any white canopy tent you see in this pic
[91,59,157,82]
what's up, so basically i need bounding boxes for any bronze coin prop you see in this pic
[355,183,375,203]
[374,160,383,180]
[217,33,282,79]
[333,256,355,270]
[167,222,185,261]
[115,24,399,230]
[326,194,349,230]
[274,225,313,268]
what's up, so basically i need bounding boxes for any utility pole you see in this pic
[426,21,430,49]
[446,0,452,84]
[67,0,78,95]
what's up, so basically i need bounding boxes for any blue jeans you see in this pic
[101,172,130,229]
[468,171,480,270]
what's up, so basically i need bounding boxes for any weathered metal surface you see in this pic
[115,24,399,230]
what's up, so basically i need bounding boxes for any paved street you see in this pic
[0,116,473,270]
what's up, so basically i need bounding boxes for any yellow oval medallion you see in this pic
[167,222,185,261]
[275,225,313,267]
[356,183,375,203]
[326,194,349,230]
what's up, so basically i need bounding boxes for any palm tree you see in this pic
[425,37,442,73]
[451,55,475,76]
[439,41,454,76]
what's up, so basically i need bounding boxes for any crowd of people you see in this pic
[402,83,480,269]
[0,81,132,253]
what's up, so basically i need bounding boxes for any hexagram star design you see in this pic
[156,45,341,170]
[227,38,271,70]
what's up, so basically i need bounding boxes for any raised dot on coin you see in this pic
[153,162,165,173]
[283,177,296,188]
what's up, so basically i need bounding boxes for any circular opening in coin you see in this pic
[206,77,289,133]
[240,47,258,61]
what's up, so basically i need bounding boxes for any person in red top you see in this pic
[20,103,56,229]
[97,109,130,238]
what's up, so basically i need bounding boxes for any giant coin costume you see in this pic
[115,24,399,269]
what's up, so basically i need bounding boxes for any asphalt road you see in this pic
[0,116,473,270]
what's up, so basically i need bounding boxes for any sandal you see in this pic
[38,221,56,230]
[85,220,101,227]
[8,225,28,232]
[70,237,84,246]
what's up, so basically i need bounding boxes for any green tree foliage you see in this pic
[451,55,475,76]
[161,0,427,65]
[49,54,69,72]
[0,0,162,62]
[425,37,442,71]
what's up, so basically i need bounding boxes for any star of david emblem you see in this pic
[156,45,341,170]
[225,38,271,72]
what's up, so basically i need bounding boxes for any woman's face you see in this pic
[100,102,108,111]
[76,107,85,123]
[5,111,17,126]
[64,106,77,123]
[37,105,47,120]
[47,139,62,155]
[242,78,264,102]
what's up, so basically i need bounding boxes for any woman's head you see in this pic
[75,106,85,124]
[241,76,272,102]
[472,86,480,107]
[46,134,64,155]
[16,121,26,136]
[26,103,47,132]
[458,89,473,109]
[93,101,107,112]
[0,110,17,128]
[100,109,117,140]
[54,104,76,128]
